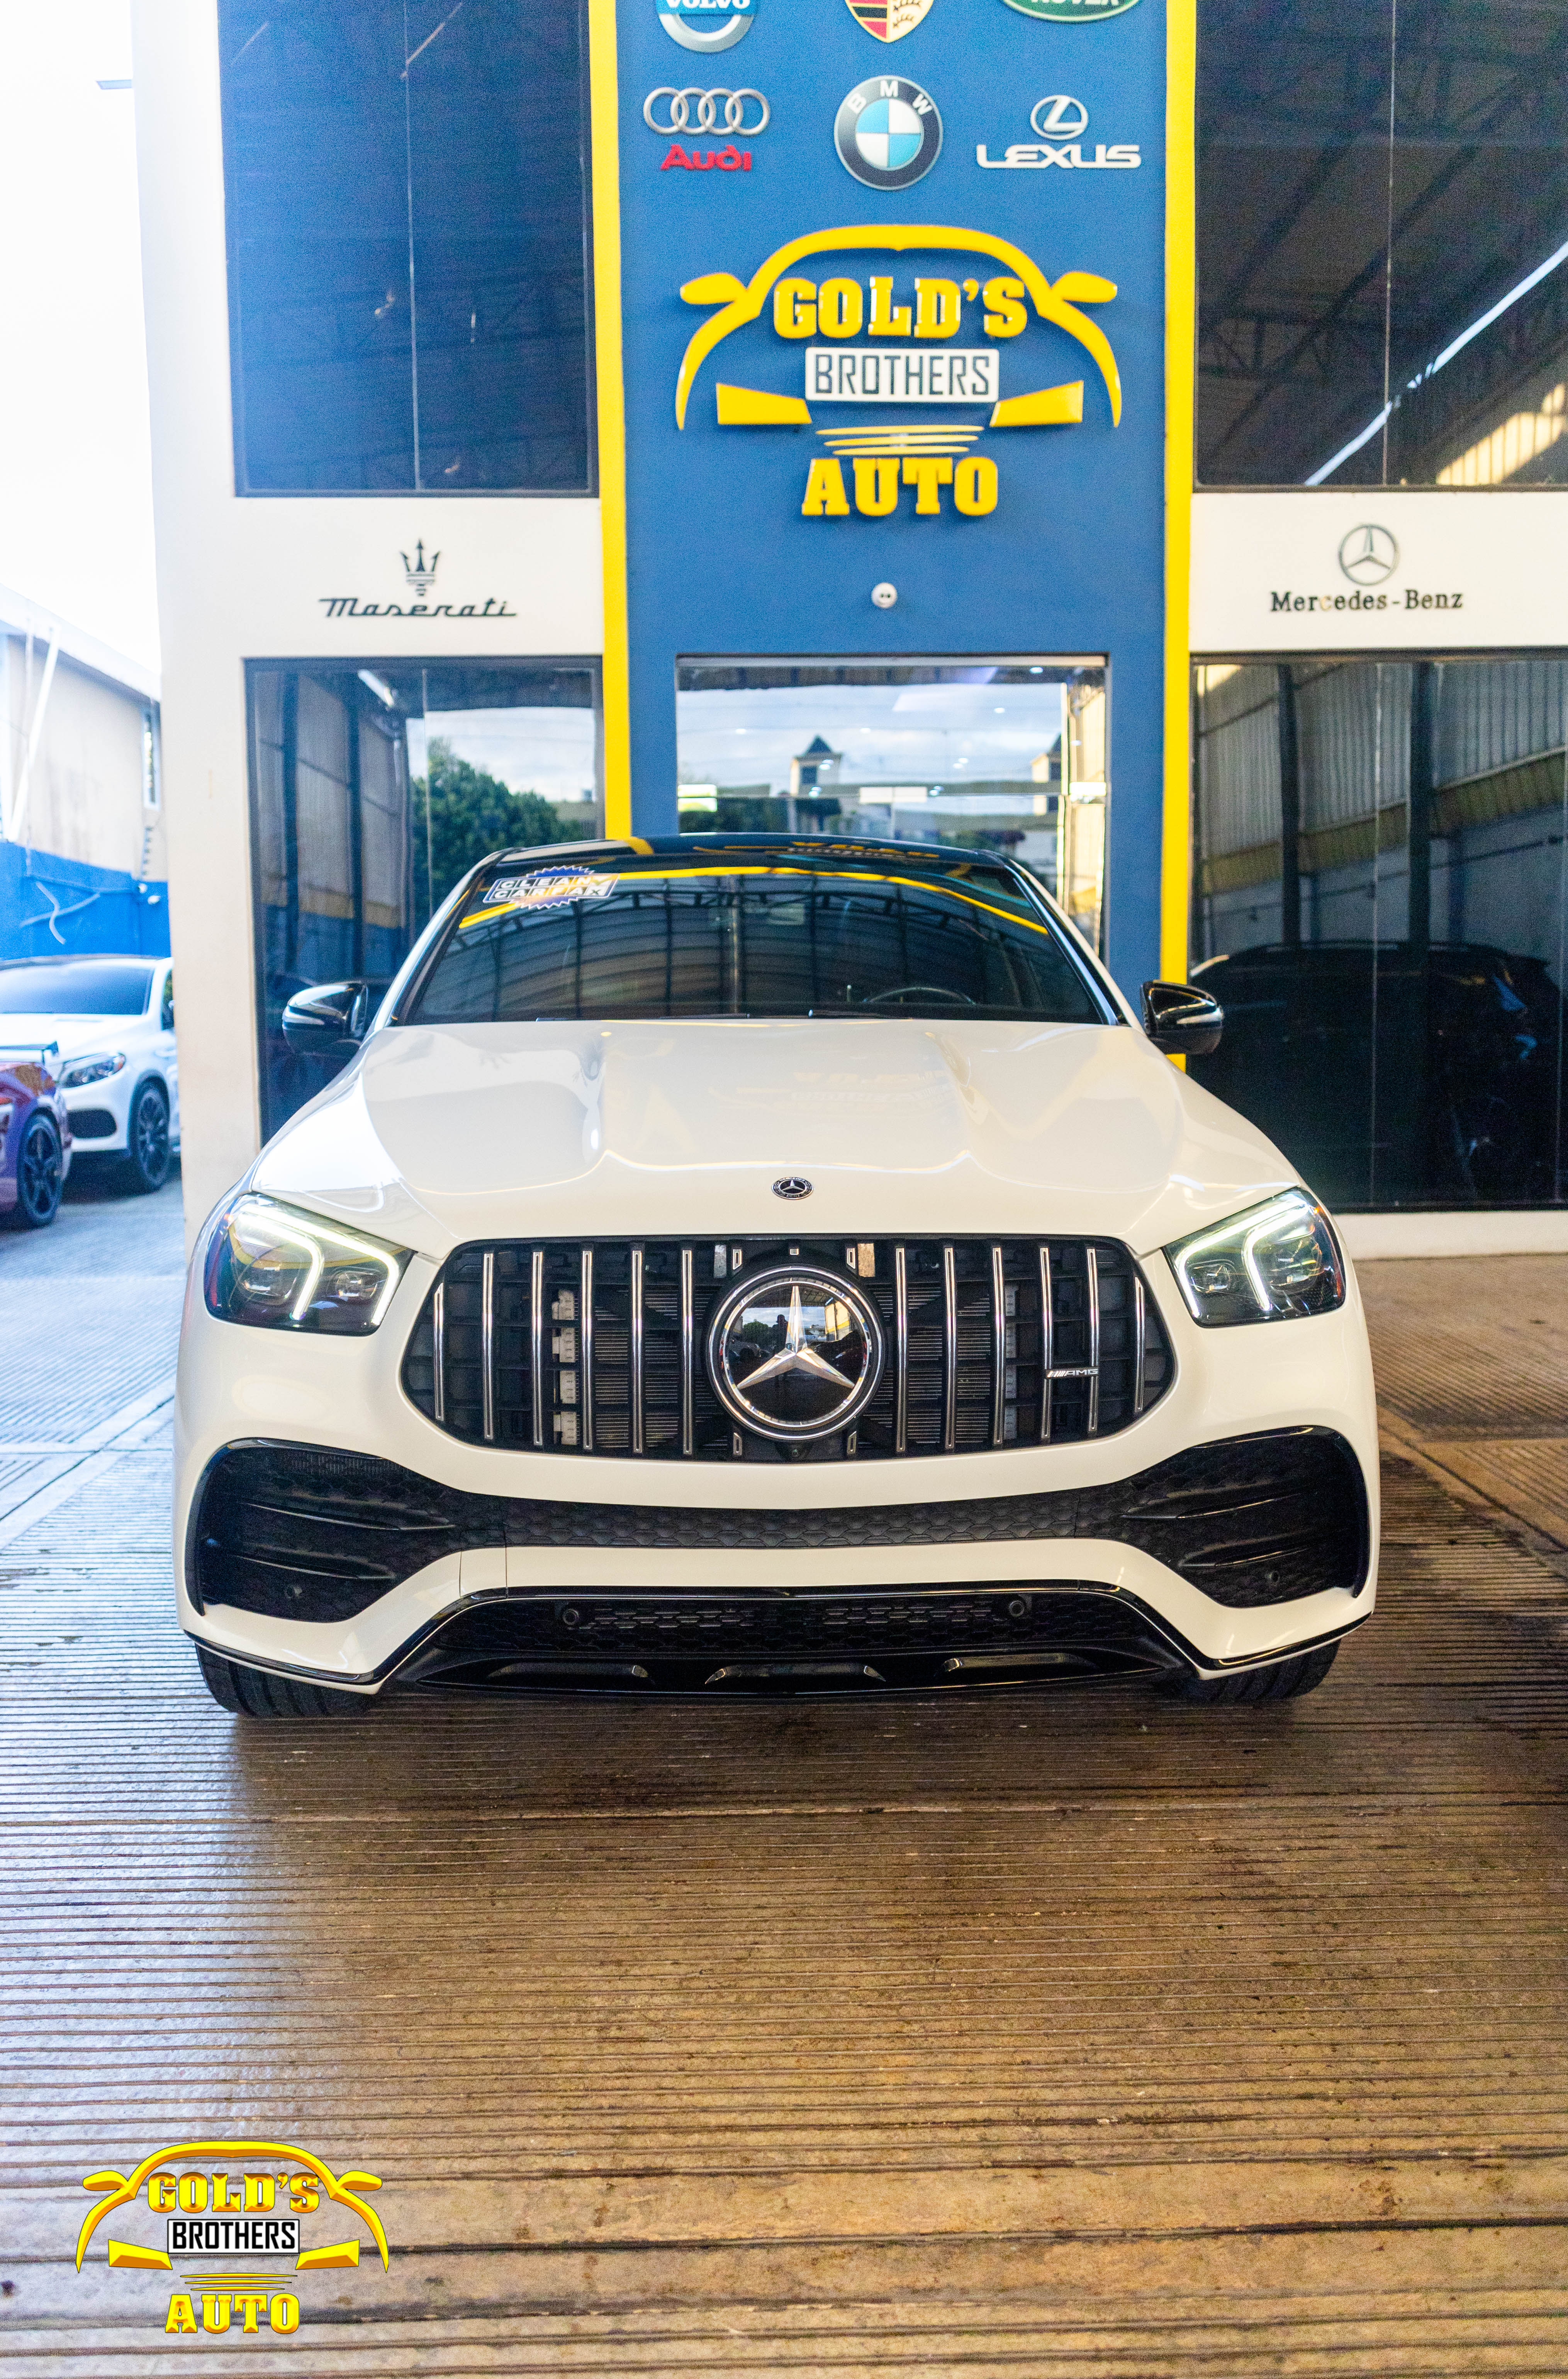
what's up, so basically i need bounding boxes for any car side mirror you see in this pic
[1141,980,1224,1058]
[280,979,372,1057]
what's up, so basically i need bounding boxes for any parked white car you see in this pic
[0,955,179,1192]
[176,838,1378,1718]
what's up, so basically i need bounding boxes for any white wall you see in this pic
[128,0,604,1239]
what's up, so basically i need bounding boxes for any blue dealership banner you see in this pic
[611,0,1168,983]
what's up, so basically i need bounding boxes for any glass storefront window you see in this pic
[246,661,598,1139]
[1189,652,1568,1206]
[674,659,1108,953]
[1198,0,1568,488]
[217,2,593,493]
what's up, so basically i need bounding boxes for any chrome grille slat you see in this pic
[679,1245,694,1458]
[990,1244,1006,1448]
[404,1234,1172,1463]
[1086,1245,1101,1438]
[580,1247,595,1453]
[480,1250,496,1444]
[894,1244,908,1456]
[942,1243,957,1453]
[630,1246,645,1456]
[1038,1244,1053,1445]
[529,1249,544,1448]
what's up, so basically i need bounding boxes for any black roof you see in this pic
[481,834,1021,875]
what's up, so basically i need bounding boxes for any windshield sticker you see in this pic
[461,871,618,928]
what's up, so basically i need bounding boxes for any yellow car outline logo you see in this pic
[674,222,1120,429]
[75,2138,389,2275]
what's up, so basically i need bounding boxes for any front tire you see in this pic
[122,1080,171,1194]
[10,1115,63,1228]
[195,1644,371,1718]
[1173,1639,1340,1704]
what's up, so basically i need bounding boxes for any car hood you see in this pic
[0,1015,147,1061]
[250,1018,1303,1263]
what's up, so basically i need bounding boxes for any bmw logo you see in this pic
[834,75,942,191]
[656,0,757,52]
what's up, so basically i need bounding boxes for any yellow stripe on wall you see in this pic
[587,0,632,839]
[1162,0,1197,985]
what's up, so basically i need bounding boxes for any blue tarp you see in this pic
[0,842,171,965]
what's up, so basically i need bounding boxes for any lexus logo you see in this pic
[1338,524,1399,586]
[1029,93,1088,138]
[707,1266,884,1442]
[644,86,770,133]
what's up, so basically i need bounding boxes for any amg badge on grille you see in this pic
[772,1176,811,1199]
[706,1266,884,1442]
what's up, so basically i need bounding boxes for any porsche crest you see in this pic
[844,0,937,41]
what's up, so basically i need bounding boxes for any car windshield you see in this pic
[404,851,1110,1025]
[0,961,154,1017]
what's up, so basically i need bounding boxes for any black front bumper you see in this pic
[189,1427,1372,1646]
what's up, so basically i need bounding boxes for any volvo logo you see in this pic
[1029,93,1088,137]
[656,0,757,50]
[772,1176,812,1198]
[644,86,770,133]
[706,1266,884,1442]
[835,75,942,191]
[1339,524,1399,586]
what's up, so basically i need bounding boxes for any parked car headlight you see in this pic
[204,1194,410,1333]
[1166,1190,1345,1326]
[59,1051,126,1089]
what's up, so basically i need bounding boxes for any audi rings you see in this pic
[643,86,770,135]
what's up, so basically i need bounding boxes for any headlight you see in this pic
[59,1051,126,1089]
[204,1194,410,1333]
[1166,1190,1345,1327]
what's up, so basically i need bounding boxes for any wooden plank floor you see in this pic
[3,1219,1567,2373]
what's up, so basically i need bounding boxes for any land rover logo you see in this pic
[707,1267,884,1441]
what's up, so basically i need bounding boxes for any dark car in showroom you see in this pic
[1188,941,1564,1207]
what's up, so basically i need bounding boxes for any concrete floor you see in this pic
[3,1198,1567,2374]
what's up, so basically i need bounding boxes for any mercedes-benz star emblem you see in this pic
[773,1176,812,1199]
[1338,523,1399,586]
[707,1266,885,1442]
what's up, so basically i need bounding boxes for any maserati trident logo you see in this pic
[707,1266,884,1441]
[772,1176,812,1198]
[401,540,439,596]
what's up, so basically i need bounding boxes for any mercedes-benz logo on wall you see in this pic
[1338,524,1400,586]
[707,1266,884,1441]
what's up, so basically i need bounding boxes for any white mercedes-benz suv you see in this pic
[177,837,1378,1718]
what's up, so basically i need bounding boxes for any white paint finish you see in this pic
[1193,490,1568,653]
[1342,1209,1568,1258]
[174,1022,1379,1688]
[127,0,604,1239]
[248,1017,1303,1260]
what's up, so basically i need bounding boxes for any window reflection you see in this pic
[674,659,1108,954]
[1198,0,1568,487]
[246,661,598,1139]
[1190,654,1568,1205]
[218,2,592,493]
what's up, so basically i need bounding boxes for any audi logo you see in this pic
[643,86,770,135]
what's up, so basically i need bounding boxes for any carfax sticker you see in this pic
[461,869,618,928]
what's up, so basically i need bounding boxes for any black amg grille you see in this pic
[400,1233,1173,1463]
[189,1427,1368,1625]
